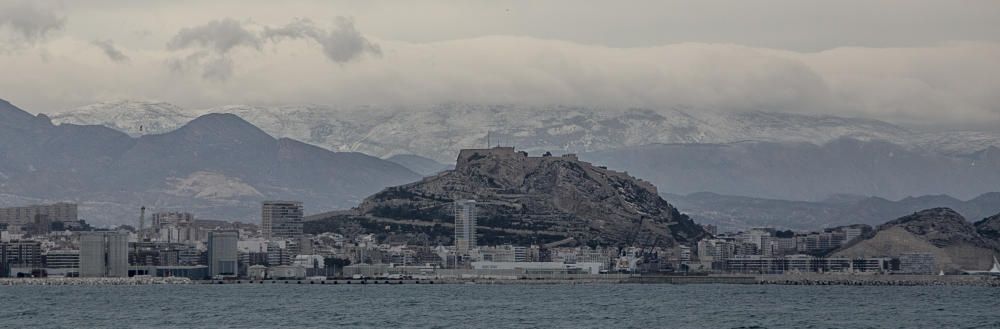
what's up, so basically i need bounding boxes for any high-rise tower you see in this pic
[261,201,304,240]
[454,200,477,255]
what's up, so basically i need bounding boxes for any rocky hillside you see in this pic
[975,213,1000,243]
[0,99,420,226]
[313,147,707,247]
[834,208,999,273]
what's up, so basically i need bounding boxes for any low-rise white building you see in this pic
[471,261,604,275]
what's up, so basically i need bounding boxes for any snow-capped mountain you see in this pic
[49,100,195,136]
[50,101,1000,162]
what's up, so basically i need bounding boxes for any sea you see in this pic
[1,284,998,328]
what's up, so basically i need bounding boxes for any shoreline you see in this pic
[3,274,999,287]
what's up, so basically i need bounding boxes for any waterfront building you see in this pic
[248,265,267,280]
[79,232,129,277]
[471,261,604,275]
[726,255,888,274]
[898,252,936,274]
[454,200,477,255]
[479,245,517,262]
[266,241,292,266]
[44,250,80,269]
[152,266,209,280]
[268,265,307,279]
[0,203,77,226]
[208,231,238,277]
[292,254,325,269]
[1,240,43,268]
[261,201,303,240]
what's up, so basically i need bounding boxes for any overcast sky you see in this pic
[1,0,999,129]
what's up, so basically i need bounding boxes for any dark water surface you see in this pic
[1,284,999,328]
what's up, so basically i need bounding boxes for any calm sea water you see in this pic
[1,284,999,328]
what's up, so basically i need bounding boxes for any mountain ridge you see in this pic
[49,101,1000,162]
[0,99,421,226]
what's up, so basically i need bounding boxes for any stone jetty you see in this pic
[1,277,194,286]
[756,274,1000,287]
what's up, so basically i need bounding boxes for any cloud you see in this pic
[200,56,234,81]
[3,36,999,129]
[165,17,380,80]
[263,17,381,63]
[166,18,261,54]
[0,1,65,46]
[91,39,129,62]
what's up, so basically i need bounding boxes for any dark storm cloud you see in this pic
[91,39,129,62]
[0,1,65,44]
[263,17,381,63]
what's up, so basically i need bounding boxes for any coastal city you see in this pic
[3,200,997,284]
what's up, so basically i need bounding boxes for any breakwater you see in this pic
[0,277,193,286]
[5,274,998,286]
[757,274,1000,287]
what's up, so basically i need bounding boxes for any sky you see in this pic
[1,0,999,129]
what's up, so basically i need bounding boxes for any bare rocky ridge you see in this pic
[835,208,1000,273]
[342,147,707,247]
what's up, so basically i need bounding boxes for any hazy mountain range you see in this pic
[0,99,419,226]
[665,191,1000,232]
[46,100,1000,201]
[6,98,1000,228]
[583,139,1000,201]
[50,100,1000,163]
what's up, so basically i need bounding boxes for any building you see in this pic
[702,224,718,236]
[208,231,239,278]
[454,200,477,255]
[261,201,303,240]
[79,231,129,277]
[152,212,194,228]
[471,261,604,275]
[268,265,307,279]
[898,252,936,274]
[44,250,80,269]
[1,240,43,268]
[152,212,198,243]
[248,265,267,280]
[0,203,78,226]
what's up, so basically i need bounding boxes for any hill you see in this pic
[833,208,999,273]
[308,147,707,247]
[0,99,420,226]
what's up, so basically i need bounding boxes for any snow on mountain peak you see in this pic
[48,101,1000,162]
[50,100,196,136]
